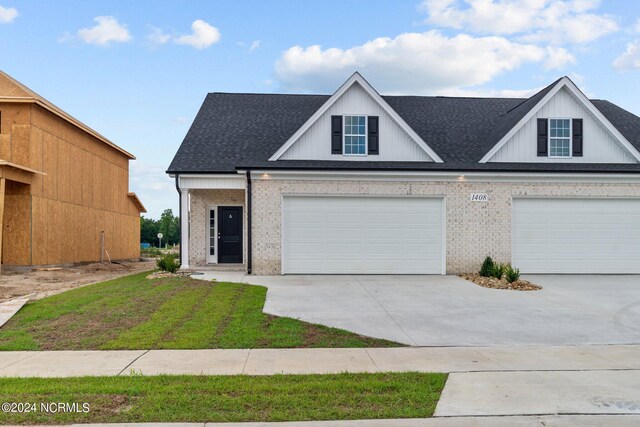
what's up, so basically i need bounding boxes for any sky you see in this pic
[1,0,640,218]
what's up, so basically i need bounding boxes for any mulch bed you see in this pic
[459,273,542,291]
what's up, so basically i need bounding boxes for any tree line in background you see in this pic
[141,209,180,246]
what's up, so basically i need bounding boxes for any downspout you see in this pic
[246,170,252,275]
[175,174,182,266]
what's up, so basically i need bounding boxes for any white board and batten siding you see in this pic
[280,82,433,162]
[282,196,445,274]
[489,87,637,163]
[512,198,640,274]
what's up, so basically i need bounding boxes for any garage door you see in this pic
[512,198,640,273]
[282,196,444,274]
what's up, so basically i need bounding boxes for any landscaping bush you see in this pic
[156,254,180,273]
[491,263,506,279]
[479,256,494,277]
[504,264,521,283]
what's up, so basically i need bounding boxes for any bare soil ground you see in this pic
[0,260,156,302]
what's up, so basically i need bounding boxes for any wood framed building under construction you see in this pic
[0,71,145,269]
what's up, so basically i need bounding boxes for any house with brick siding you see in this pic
[167,72,640,275]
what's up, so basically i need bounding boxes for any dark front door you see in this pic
[218,206,243,264]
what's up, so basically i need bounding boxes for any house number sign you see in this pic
[470,193,489,202]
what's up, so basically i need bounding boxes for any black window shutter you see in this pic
[572,118,583,157]
[331,115,342,154]
[537,118,548,156]
[368,116,379,155]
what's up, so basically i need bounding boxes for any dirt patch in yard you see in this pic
[0,260,156,302]
[460,273,542,291]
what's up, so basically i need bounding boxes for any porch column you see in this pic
[0,178,5,273]
[180,187,189,268]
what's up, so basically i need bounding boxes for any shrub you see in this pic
[504,264,521,283]
[491,263,506,279]
[479,256,494,277]
[156,254,180,273]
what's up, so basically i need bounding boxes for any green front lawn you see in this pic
[0,373,446,424]
[0,272,400,350]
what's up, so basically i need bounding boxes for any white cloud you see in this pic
[249,40,261,51]
[175,19,220,49]
[543,46,576,69]
[635,18,640,33]
[275,31,557,94]
[613,40,640,71]
[76,16,131,46]
[147,27,171,45]
[421,0,618,44]
[0,4,18,23]
[130,161,177,220]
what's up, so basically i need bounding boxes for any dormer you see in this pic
[480,77,640,164]
[269,72,442,163]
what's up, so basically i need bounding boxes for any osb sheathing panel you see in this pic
[0,103,141,266]
[1,104,30,129]
[31,106,129,169]
[0,134,10,160]
[56,140,83,205]
[3,194,31,265]
[10,124,30,167]
[41,131,58,200]
[29,126,43,196]
[0,105,31,163]
[0,167,33,185]
[31,196,140,264]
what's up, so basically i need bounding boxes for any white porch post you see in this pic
[180,187,190,268]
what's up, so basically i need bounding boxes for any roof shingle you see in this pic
[167,85,640,174]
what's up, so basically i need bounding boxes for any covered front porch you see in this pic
[175,174,248,271]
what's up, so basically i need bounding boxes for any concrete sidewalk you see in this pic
[9,415,640,426]
[1,345,640,377]
[0,294,32,328]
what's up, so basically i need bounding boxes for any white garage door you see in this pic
[282,196,444,274]
[513,198,640,273]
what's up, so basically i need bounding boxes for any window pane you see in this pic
[343,116,367,154]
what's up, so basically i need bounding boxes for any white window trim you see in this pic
[548,117,573,159]
[206,205,218,264]
[343,114,368,156]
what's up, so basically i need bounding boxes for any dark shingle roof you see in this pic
[167,85,640,174]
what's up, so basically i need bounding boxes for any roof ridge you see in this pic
[503,77,563,115]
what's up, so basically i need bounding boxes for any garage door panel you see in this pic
[513,198,640,273]
[282,196,444,274]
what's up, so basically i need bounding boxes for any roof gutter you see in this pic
[175,174,182,267]
[246,170,252,275]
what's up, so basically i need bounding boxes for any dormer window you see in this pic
[344,115,367,155]
[549,118,571,158]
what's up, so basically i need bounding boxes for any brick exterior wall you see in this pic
[188,189,246,267]
[248,179,640,275]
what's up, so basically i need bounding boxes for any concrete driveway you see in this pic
[236,274,640,346]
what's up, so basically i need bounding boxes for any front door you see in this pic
[218,206,243,264]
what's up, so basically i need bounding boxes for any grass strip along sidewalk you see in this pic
[0,272,400,350]
[0,373,446,424]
